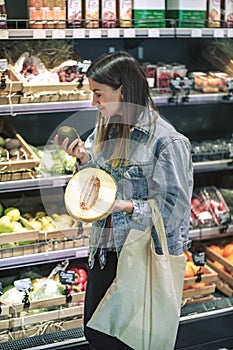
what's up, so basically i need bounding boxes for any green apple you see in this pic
[4,207,21,221]
[0,216,14,233]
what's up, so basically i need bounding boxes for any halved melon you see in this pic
[64,168,117,222]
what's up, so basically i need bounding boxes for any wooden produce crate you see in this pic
[0,119,40,181]
[0,66,23,94]
[0,226,90,260]
[10,64,90,95]
[0,291,85,342]
[182,264,217,302]
[206,246,233,296]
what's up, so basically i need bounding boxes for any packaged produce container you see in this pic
[118,0,133,27]
[101,0,118,28]
[166,0,207,28]
[133,0,165,28]
[207,0,221,27]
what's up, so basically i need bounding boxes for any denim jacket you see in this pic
[80,110,193,268]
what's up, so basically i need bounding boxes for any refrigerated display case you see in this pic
[0,10,233,349]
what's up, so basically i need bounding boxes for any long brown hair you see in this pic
[86,51,157,167]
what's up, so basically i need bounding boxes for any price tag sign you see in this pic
[14,278,33,292]
[227,29,233,38]
[52,29,66,38]
[33,29,46,39]
[123,28,135,38]
[213,28,224,38]
[89,29,101,38]
[0,30,9,39]
[107,28,120,38]
[59,270,75,285]
[148,29,160,38]
[192,252,206,266]
[73,29,85,38]
[191,28,202,37]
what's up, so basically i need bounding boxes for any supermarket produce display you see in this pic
[0,1,233,349]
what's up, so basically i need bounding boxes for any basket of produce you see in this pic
[0,261,88,342]
[0,209,90,260]
[190,186,232,232]
[0,119,40,181]
[182,251,217,304]
[206,240,233,297]
[0,198,90,260]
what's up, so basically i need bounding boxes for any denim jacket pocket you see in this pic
[121,163,154,200]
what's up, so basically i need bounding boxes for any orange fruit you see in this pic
[184,262,196,278]
[191,282,206,289]
[227,253,233,264]
[209,245,223,256]
[213,261,224,270]
[223,243,233,259]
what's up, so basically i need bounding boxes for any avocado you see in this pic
[57,126,79,146]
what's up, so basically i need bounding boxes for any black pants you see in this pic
[84,251,133,350]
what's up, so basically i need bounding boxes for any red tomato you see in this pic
[76,268,88,280]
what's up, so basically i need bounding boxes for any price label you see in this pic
[191,28,202,37]
[0,30,9,39]
[123,29,135,38]
[59,270,75,285]
[107,28,120,38]
[14,278,33,292]
[213,28,224,38]
[89,29,101,38]
[192,252,206,266]
[33,29,46,39]
[148,29,160,38]
[52,29,66,38]
[73,29,85,38]
[227,29,233,38]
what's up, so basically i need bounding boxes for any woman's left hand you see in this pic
[99,199,134,220]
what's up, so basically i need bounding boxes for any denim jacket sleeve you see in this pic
[131,136,193,254]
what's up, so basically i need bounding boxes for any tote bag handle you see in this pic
[148,199,169,255]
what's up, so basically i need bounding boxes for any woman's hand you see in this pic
[99,199,134,220]
[54,134,90,164]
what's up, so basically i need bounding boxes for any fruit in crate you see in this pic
[0,215,14,233]
[4,207,21,221]
[67,266,88,293]
[0,134,28,162]
[21,210,76,231]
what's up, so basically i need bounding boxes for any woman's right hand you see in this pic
[54,134,90,165]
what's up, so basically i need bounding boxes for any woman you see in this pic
[55,51,193,350]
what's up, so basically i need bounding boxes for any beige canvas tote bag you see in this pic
[87,199,186,350]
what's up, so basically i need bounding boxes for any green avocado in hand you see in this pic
[57,126,79,147]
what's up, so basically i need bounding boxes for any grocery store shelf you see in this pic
[0,100,94,116]
[0,246,89,269]
[194,159,233,173]
[1,159,232,193]
[1,27,233,39]
[0,92,232,116]
[189,223,233,240]
[0,174,72,192]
